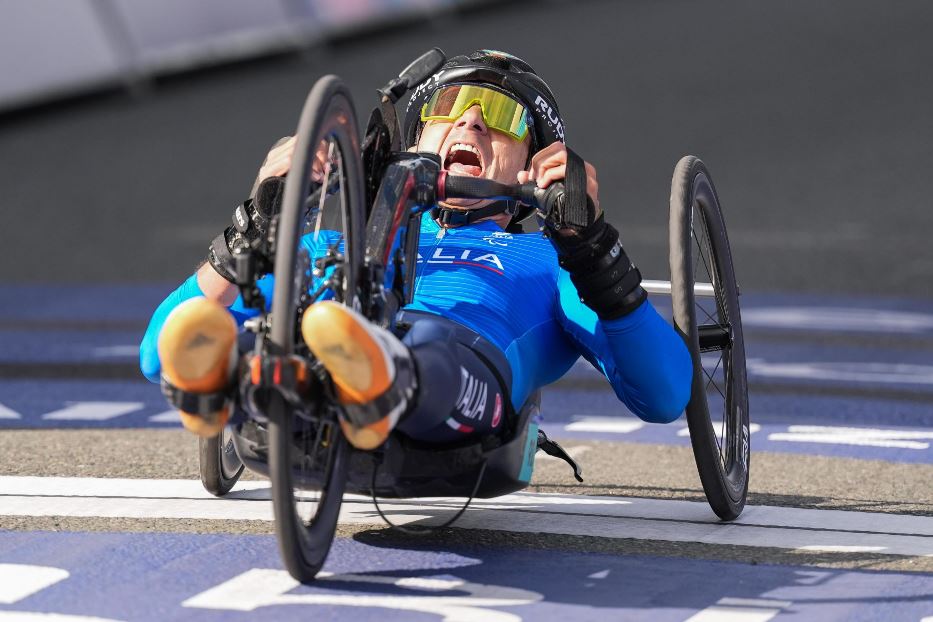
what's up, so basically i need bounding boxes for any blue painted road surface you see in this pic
[4,286,933,465]
[0,530,931,622]
[1,382,932,464]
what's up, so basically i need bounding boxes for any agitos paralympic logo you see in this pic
[418,247,504,275]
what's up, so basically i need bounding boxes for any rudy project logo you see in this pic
[534,95,565,142]
[407,71,443,112]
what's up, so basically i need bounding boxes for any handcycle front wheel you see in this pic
[669,156,749,521]
[267,74,366,582]
[198,426,244,496]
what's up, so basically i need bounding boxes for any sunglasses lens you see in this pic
[422,85,528,140]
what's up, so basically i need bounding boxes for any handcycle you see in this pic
[193,49,749,583]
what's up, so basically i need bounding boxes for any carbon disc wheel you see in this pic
[669,156,749,520]
[267,75,365,582]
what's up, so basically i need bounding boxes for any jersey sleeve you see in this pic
[556,269,692,423]
[139,230,337,384]
[138,272,204,383]
[138,271,274,384]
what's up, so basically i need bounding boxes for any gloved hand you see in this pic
[517,142,601,233]
[207,175,285,282]
[206,135,332,282]
[518,143,646,319]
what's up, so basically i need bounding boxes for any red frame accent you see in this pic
[436,170,447,201]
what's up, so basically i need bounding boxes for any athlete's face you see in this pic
[417,104,530,212]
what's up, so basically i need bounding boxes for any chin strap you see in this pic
[431,200,517,227]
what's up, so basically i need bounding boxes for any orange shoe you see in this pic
[301,301,416,450]
[158,297,238,438]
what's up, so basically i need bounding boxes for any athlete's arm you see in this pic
[556,272,692,423]
[138,272,272,383]
[524,145,690,420]
[139,138,298,383]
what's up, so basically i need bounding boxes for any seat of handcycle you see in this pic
[343,389,542,499]
[339,309,542,499]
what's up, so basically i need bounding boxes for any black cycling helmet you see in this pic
[404,49,565,152]
[404,50,565,223]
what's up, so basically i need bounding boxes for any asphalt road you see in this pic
[1,0,932,297]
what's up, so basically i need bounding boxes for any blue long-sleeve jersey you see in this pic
[140,212,692,423]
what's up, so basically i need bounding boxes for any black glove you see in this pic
[549,214,647,319]
[207,176,284,283]
[540,147,598,231]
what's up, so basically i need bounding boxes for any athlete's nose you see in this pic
[455,104,487,134]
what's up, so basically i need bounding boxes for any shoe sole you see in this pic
[300,301,393,404]
[158,297,236,437]
[301,301,397,450]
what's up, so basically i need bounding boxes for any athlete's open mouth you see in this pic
[443,143,484,177]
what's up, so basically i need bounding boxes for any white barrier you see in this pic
[0,0,466,112]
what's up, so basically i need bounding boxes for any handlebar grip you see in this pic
[532,182,565,217]
[442,175,518,201]
[439,174,568,220]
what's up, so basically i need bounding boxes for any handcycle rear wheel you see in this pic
[669,156,749,520]
[198,426,244,496]
[267,75,365,582]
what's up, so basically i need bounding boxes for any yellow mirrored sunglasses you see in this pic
[421,84,529,141]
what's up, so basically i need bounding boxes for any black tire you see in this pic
[267,75,365,582]
[669,156,749,521]
[198,426,244,496]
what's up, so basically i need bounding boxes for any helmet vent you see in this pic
[474,54,510,71]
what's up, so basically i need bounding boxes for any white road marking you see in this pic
[747,359,933,386]
[564,417,644,434]
[587,569,610,579]
[677,423,761,438]
[0,403,21,420]
[0,564,124,621]
[41,402,145,421]
[684,597,792,622]
[148,410,182,424]
[769,425,933,450]
[742,306,933,334]
[182,568,542,621]
[91,345,139,358]
[0,611,121,622]
[796,545,886,553]
[1,477,932,557]
[0,613,124,621]
[0,564,69,604]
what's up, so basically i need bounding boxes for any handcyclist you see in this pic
[140,50,693,450]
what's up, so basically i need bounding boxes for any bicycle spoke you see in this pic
[695,301,719,326]
[693,227,717,295]
[704,353,725,453]
[702,365,726,401]
[705,353,724,392]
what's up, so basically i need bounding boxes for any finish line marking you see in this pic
[1,477,931,557]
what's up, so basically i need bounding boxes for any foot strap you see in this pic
[161,377,228,415]
[537,429,584,482]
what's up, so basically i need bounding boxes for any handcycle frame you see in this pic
[196,49,749,582]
